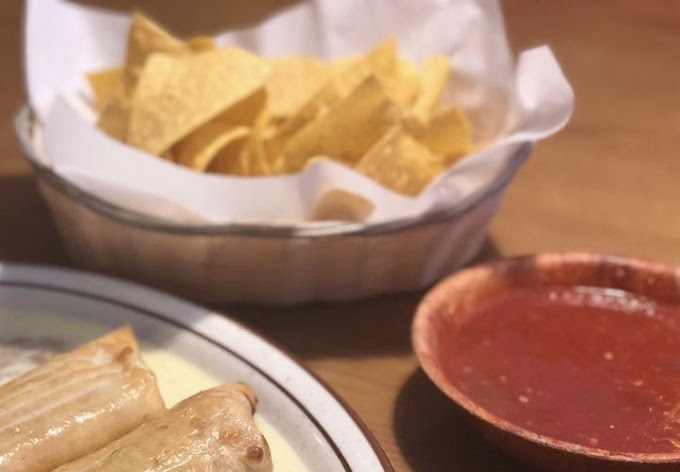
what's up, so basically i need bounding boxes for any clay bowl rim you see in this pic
[412,251,680,465]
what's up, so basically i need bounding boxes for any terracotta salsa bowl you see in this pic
[412,252,680,471]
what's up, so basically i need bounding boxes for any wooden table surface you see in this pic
[2,1,679,471]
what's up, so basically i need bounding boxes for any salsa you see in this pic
[446,286,680,453]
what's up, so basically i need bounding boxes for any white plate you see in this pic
[0,262,393,472]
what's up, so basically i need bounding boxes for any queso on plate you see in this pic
[0,320,307,472]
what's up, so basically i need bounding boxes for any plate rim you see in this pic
[0,261,395,472]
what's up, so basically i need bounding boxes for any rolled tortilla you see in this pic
[54,383,273,472]
[0,327,166,472]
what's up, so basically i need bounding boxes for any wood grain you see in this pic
[1,1,679,471]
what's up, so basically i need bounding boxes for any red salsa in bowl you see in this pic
[413,253,680,471]
[448,286,680,454]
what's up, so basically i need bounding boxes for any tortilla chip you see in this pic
[127,48,271,155]
[412,56,450,121]
[375,54,421,108]
[230,141,265,176]
[332,38,397,97]
[356,127,444,196]
[124,13,190,93]
[97,96,131,141]
[329,55,361,77]
[277,75,401,173]
[266,56,330,120]
[407,105,471,160]
[87,67,124,111]
[205,131,254,175]
[265,81,342,152]
[160,148,176,162]
[236,112,277,175]
[330,39,419,107]
[187,36,215,52]
[311,189,374,221]
[173,122,250,171]
[262,39,399,163]
[261,85,340,165]
[215,88,267,127]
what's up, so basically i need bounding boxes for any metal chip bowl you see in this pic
[14,106,531,305]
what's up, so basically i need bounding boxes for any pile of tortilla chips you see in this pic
[89,13,472,196]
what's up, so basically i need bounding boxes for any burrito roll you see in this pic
[54,383,273,472]
[0,327,166,472]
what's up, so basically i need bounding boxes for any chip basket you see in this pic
[14,106,531,306]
